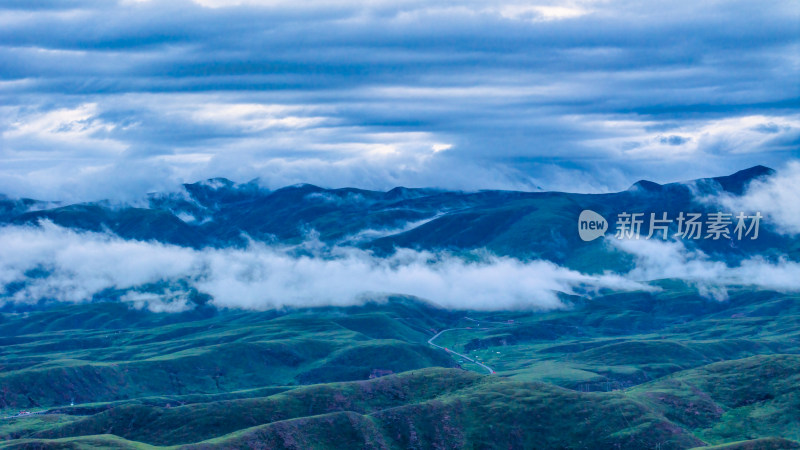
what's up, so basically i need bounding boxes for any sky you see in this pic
[0,0,798,201]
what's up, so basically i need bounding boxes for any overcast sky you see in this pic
[1,0,798,200]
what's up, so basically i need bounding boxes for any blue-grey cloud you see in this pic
[0,0,798,200]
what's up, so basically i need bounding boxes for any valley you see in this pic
[1,286,798,448]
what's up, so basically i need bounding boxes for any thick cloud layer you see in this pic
[717,160,800,235]
[613,238,800,301]
[0,0,798,200]
[2,221,799,312]
[0,222,646,311]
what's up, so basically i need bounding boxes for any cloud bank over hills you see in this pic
[0,222,644,311]
[2,164,799,312]
[0,0,798,200]
[718,161,800,236]
[1,220,799,313]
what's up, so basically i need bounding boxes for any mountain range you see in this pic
[1,166,799,449]
[0,165,790,273]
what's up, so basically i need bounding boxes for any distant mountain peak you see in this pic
[710,165,775,195]
[385,186,414,199]
[627,165,775,196]
[714,165,774,180]
[201,178,235,189]
[280,183,324,191]
[628,179,663,192]
[384,186,443,200]
[182,177,236,192]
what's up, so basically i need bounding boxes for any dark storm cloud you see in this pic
[0,0,798,200]
[658,135,691,146]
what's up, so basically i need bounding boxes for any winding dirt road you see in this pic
[427,327,495,375]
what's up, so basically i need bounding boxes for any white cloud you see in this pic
[120,290,193,313]
[190,103,329,131]
[0,222,645,311]
[1,217,798,312]
[3,103,127,155]
[498,4,590,22]
[587,114,800,161]
[0,0,797,200]
[336,213,445,245]
[186,0,594,19]
[613,238,800,300]
[717,161,800,235]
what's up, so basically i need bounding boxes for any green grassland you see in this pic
[2,285,799,448]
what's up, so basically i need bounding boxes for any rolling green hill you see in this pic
[1,167,798,448]
[1,286,799,448]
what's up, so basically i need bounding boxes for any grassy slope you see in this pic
[2,287,800,448]
[0,300,456,410]
[631,355,800,445]
[7,358,797,449]
[8,369,702,449]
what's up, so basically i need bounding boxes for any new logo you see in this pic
[578,210,608,241]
